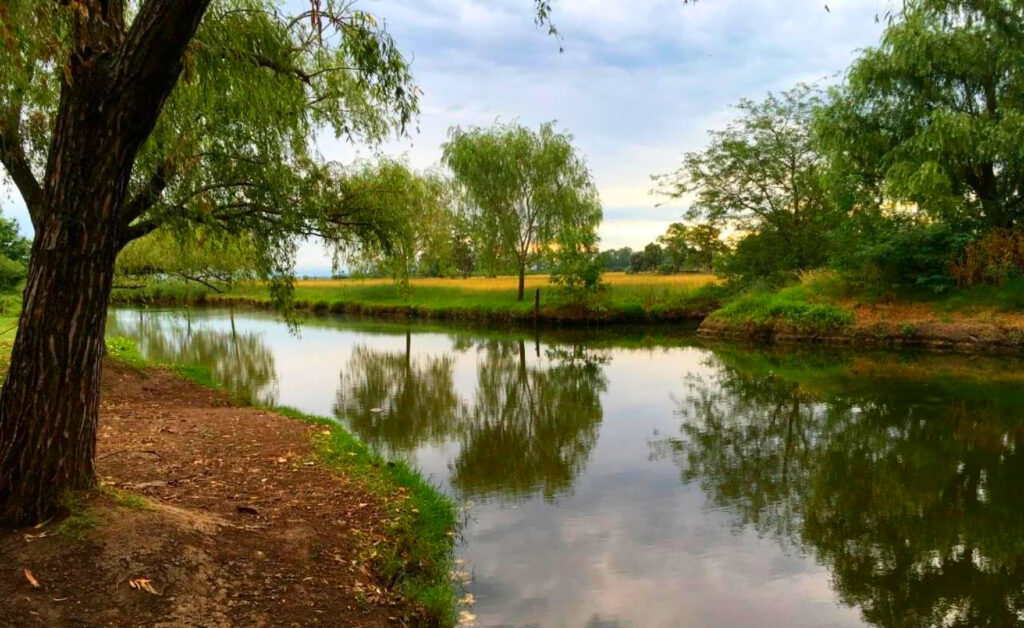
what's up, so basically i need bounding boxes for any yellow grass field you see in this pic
[296,272,718,292]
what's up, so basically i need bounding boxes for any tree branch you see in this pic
[0,120,43,228]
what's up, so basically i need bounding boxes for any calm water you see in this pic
[108,308,1024,628]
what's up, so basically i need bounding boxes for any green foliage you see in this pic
[0,212,29,264]
[116,228,259,292]
[442,121,602,298]
[343,159,455,297]
[657,85,841,282]
[598,247,633,272]
[1,0,421,305]
[829,216,968,294]
[818,1,1024,229]
[549,231,605,305]
[0,211,29,293]
[0,257,24,294]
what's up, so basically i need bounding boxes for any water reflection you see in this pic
[452,341,607,502]
[334,334,609,502]
[655,350,1024,628]
[107,310,278,406]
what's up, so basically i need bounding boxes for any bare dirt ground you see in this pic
[0,363,427,627]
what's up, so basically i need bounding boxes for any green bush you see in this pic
[830,217,968,294]
[0,257,26,293]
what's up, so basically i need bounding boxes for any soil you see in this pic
[0,362,430,627]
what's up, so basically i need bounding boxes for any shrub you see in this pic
[830,218,967,294]
[0,256,26,293]
[951,229,1024,286]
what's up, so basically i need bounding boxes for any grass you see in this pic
[114,272,723,323]
[106,342,459,626]
[710,271,855,331]
[55,491,99,540]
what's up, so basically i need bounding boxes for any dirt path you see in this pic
[0,362,431,627]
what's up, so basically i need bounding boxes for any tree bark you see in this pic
[0,214,120,525]
[0,0,212,526]
[518,266,526,302]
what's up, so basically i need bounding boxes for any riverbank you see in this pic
[112,273,723,324]
[698,273,1024,353]
[0,342,458,627]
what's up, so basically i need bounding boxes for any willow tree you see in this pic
[0,0,427,525]
[344,160,454,295]
[442,122,602,301]
[818,0,1024,229]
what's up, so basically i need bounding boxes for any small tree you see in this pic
[657,224,692,272]
[344,160,453,296]
[442,121,602,301]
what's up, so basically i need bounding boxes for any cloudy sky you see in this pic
[1,0,891,275]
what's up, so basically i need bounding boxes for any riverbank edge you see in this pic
[110,292,714,325]
[103,338,461,626]
[113,291,1024,355]
[698,318,1024,353]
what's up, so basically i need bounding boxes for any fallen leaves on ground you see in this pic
[128,578,159,595]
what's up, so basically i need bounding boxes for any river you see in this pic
[107,307,1024,628]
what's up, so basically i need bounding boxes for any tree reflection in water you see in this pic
[654,351,1024,628]
[334,333,609,502]
[107,310,278,406]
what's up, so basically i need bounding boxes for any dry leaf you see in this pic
[22,567,39,589]
[128,578,158,595]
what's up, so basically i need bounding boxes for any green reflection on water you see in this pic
[655,349,1024,628]
[107,310,278,406]
[334,333,608,502]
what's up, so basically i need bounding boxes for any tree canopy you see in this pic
[442,121,602,300]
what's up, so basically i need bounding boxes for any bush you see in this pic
[0,256,26,293]
[951,229,1024,286]
[719,227,833,286]
[549,246,605,306]
[830,218,968,294]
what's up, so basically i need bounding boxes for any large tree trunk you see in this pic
[0,215,120,525]
[0,0,212,526]
[518,266,526,302]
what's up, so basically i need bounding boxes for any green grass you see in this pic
[710,274,855,331]
[55,491,99,540]
[107,343,459,626]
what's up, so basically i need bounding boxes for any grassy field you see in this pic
[118,272,724,323]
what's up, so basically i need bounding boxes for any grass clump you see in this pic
[711,272,854,331]
[55,491,98,540]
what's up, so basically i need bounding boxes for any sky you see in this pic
[0,0,891,275]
